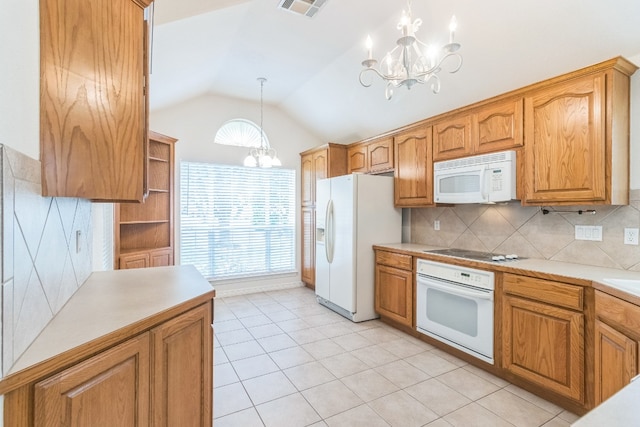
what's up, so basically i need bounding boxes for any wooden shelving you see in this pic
[115,131,177,269]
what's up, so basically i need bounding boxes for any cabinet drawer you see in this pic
[376,251,412,270]
[503,274,583,311]
[596,290,640,337]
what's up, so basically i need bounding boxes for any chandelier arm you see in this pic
[360,67,393,87]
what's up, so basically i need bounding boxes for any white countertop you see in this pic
[572,379,640,426]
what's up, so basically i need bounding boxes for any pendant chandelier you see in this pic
[243,77,281,168]
[359,0,462,100]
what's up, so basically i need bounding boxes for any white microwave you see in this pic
[434,150,517,204]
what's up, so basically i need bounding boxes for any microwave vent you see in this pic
[434,150,516,171]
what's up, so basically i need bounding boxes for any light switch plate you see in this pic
[575,225,602,241]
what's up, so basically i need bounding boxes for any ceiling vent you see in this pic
[278,0,327,18]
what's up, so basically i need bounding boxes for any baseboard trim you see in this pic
[214,281,305,297]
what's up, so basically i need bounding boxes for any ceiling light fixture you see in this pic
[359,0,462,100]
[243,78,281,168]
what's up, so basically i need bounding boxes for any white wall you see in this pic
[150,93,325,291]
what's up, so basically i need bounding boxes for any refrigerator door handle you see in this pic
[326,199,334,263]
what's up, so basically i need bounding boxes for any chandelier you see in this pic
[359,0,462,100]
[243,78,281,168]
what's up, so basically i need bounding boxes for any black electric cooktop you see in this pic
[424,248,523,262]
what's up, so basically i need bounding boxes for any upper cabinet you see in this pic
[394,125,433,207]
[347,136,394,174]
[433,98,523,162]
[40,0,152,202]
[522,58,636,205]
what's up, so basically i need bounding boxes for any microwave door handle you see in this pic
[480,166,489,202]
[420,279,494,301]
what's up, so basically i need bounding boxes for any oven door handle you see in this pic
[419,279,494,301]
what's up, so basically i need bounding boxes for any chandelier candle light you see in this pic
[244,77,281,168]
[359,0,462,100]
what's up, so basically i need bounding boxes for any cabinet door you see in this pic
[594,320,638,405]
[40,0,150,201]
[301,153,314,206]
[120,252,150,269]
[368,137,394,173]
[313,149,329,182]
[375,264,413,327]
[475,98,524,154]
[432,115,472,161]
[150,248,173,267]
[347,144,368,173]
[523,73,606,204]
[34,333,150,427]
[502,295,584,402]
[394,126,433,207]
[301,207,316,288]
[151,303,213,427]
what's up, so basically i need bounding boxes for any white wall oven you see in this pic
[416,259,495,364]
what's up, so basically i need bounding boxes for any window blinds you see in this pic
[180,162,296,280]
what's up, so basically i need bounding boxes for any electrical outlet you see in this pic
[434,220,440,231]
[624,228,639,245]
[575,225,603,241]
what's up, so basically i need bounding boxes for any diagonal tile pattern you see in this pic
[213,286,578,427]
[1,145,93,375]
[412,195,640,271]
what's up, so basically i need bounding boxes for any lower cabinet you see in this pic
[23,302,213,427]
[120,248,174,269]
[374,250,413,327]
[594,290,640,405]
[35,333,151,426]
[501,273,585,403]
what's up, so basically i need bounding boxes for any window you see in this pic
[180,162,296,280]
[214,119,269,148]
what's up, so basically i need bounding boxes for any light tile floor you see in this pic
[213,286,580,427]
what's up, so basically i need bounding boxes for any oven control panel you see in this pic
[416,259,495,290]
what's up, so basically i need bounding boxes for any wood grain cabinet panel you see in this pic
[347,137,394,174]
[299,144,347,289]
[40,0,152,202]
[476,98,523,153]
[502,294,584,402]
[34,333,150,427]
[433,115,473,161]
[120,252,150,269]
[347,145,368,173]
[375,264,413,327]
[151,303,212,427]
[523,73,606,204]
[394,125,433,207]
[594,290,640,405]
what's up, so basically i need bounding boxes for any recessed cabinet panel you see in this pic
[40,0,149,202]
[394,125,433,207]
[524,74,606,203]
[433,115,472,161]
[348,145,368,173]
[368,137,394,173]
[476,99,524,153]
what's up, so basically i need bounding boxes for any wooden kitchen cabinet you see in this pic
[2,266,214,427]
[522,58,636,205]
[432,98,523,162]
[347,136,394,174]
[594,290,640,405]
[34,333,151,426]
[40,0,153,202]
[300,144,347,288]
[394,125,433,207]
[151,303,213,426]
[115,131,177,269]
[375,250,413,327]
[502,273,585,403]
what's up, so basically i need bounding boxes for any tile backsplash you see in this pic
[411,191,640,271]
[1,145,92,376]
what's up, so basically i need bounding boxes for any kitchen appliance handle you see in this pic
[325,199,334,263]
[480,166,489,202]
[418,278,494,301]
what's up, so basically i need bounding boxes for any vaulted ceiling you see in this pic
[148,0,640,145]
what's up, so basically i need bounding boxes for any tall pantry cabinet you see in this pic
[300,144,347,288]
[115,131,177,269]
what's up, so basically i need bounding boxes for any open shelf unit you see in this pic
[114,131,177,269]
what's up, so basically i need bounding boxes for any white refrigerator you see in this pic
[315,174,401,322]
